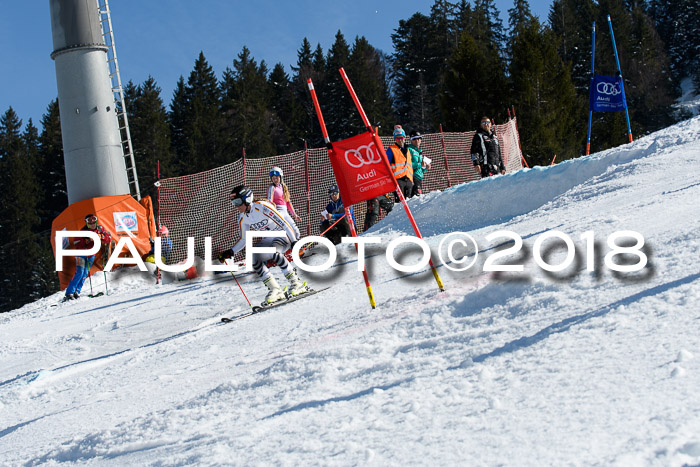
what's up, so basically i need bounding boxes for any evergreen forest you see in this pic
[1,0,698,312]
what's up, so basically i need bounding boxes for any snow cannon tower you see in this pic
[48,0,156,290]
[49,0,130,202]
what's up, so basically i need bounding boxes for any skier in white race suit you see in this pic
[218,185,309,305]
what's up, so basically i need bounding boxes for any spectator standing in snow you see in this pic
[219,186,310,305]
[387,125,413,199]
[320,185,354,245]
[471,117,506,178]
[267,166,301,238]
[363,193,394,232]
[147,225,173,264]
[64,213,111,301]
[408,130,430,197]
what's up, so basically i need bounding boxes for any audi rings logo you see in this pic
[345,143,382,168]
[596,81,621,96]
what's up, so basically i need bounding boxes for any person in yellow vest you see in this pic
[386,125,413,199]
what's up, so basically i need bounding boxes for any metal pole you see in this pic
[607,15,633,143]
[587,21,596,155]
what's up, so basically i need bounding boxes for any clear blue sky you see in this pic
[0,0,552,126]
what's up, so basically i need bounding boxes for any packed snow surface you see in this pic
[2,117,700,465]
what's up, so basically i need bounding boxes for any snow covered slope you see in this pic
[1,117,699,466]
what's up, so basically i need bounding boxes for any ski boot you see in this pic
[263,276,285,305]
[285,270,309,297]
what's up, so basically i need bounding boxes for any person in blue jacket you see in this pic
[320,185,354,245]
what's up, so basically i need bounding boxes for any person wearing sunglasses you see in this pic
[408,130,431,197]
[386,125,414,199]
[267,166,301,239]
[471,117,506,178]
[218,185,310,305]
[64,213,112,301]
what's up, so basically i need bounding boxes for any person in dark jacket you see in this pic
[363,193,394,232]
[64,213,112,301]
[471,117,506,178]
[320,185,354,245]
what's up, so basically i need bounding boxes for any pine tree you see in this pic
[124,77,172,199]
[37,99,67,232]
[509,13,584,165]
[290,38,325,147]
[0,109,43,312]
[221,46,275,159]
[392,12,438,130]
[647,0,700,88]
[441,28,508,129]
[268,63,306,153]
[548,0,596,94]
[346,37,394,133]
[324,31,355,140]
[168,52,225,174]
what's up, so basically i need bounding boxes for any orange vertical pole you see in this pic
[307,78,377,309]
[339,67,444,292]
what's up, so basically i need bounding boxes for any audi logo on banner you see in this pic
[345,143,382,168]
[596,81,621,96]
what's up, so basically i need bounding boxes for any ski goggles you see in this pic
[86,216,97,224]
[481,120,491,126]
[230,197,245,207]
[269,170,281,177]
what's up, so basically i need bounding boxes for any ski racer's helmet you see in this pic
[85,214,97,225]
[328,184,339,196]
[157,226,169,236]
[269,166,283,178]
[230,185,254,207]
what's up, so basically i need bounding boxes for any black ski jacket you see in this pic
[470,127,505,172]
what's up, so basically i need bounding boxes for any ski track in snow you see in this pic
[1,117,699,465]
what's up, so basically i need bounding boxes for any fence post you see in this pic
[304,141,311,236]
[439,124,452,188]
[511,107,529,169]
[242,147,247,185]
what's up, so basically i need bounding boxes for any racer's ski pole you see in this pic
[225,259,252,309]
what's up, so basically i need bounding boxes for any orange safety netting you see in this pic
[158,119,524,264]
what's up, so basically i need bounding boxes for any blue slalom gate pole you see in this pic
[586,21,596,155]
[607,15,633,143]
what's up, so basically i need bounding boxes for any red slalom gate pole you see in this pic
[319,213,347,238]
[344,207,376,308]
[339,67,444,292]
[307,78,378,309]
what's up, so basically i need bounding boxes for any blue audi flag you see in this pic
[590,74,627,112]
